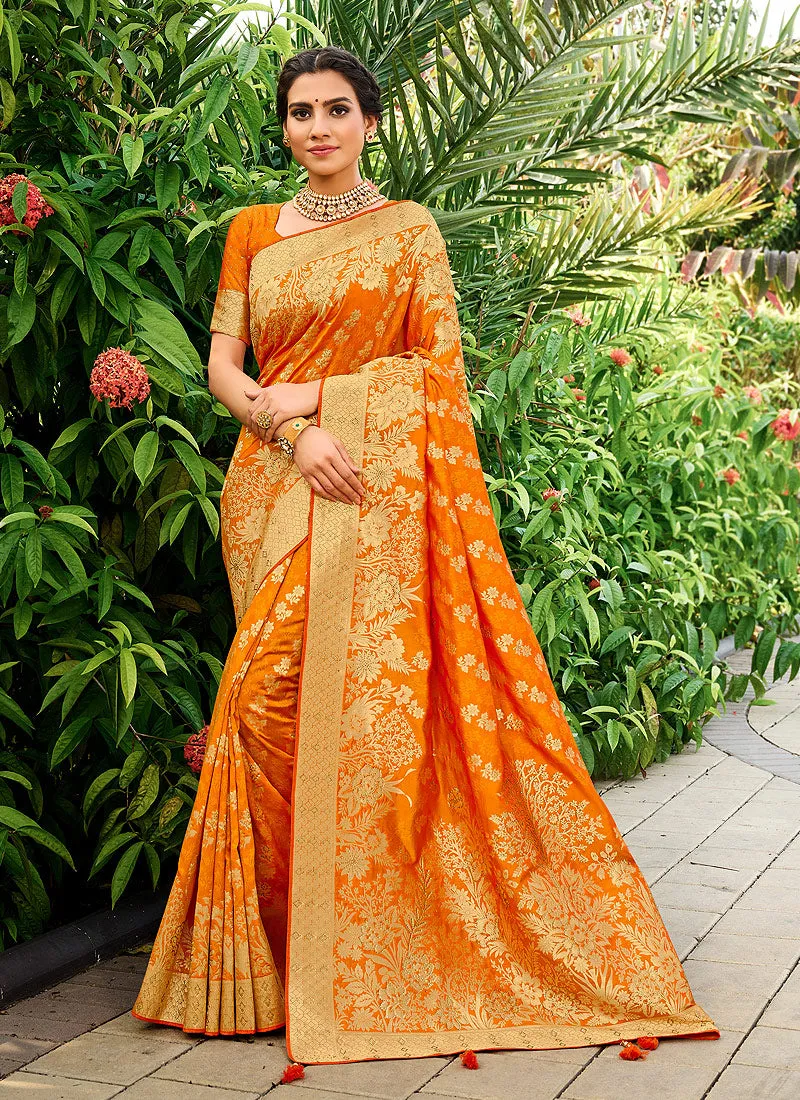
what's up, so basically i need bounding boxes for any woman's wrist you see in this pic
[303,379,321,415]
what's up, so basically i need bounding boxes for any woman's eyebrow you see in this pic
[288,96,354,109]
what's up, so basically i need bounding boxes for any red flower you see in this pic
[721,467,740,486]
[571,387,586,402]
[563,374,575,384]
[588,577,601,591]
[691,341,708,353]
[90,347,150,409]
[713,384,726,398]
[280,1063,305,1083]
[542,487,562,511]
[460,1050,480,1069]
[771,409,800,442]
[699,479,705,489]
[652,365,664,375]
[743,385,763,405]
[38,505,53,519]
[737,430,748,441]
[0,173,54,234]
[691,414,703,426]
[184,724,209,774]
[609,348,632,366]
[565,306,591,327]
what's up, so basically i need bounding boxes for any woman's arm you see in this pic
[207,332,321,440]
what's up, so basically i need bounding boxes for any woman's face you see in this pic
[283,69,377,177]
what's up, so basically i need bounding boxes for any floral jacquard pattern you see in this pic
[134,201,718,1062]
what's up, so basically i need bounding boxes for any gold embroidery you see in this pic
[210,288,249,343]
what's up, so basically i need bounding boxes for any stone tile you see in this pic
[621,823,710,849]
[706,1064,800,1099]
[732,1025,800,1069]
[153,1036,292,1091]
[0,1012,106,1045]
[418,1048,591,1098]
[292,1054,451,1098]
[89,1012,203,1044]
[686,843,780,870]
[658,906,719,946]
[712,905,800,940]
[118,1080,260,1099]
[688,933,800,969]
[656,855,759,892]
[21,1032,181,1086]
[736,876,800,912]
[650,880,737,914]
[621,847,685,879]
[772,846,800,870]
[761,969,800,1030]
[0,1071,122,1096]
[681,960,787,1030]
[562,1053,723,1099]
[700,825,790,853]
[0,1035,57,1061]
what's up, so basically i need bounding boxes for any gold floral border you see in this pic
[249,201,431,287]
[286,366,369,1056]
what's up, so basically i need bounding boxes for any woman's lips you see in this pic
[309,147,337,156]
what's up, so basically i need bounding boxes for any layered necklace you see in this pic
[292,178,384,222]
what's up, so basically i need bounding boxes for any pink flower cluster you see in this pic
[565,307,591,328]
[721,467,741,486]
[743,385,762,405]
[0,173,54,234]
[771,409,800,442]
[609,348,632,367]
[184,725,209,774]
[90,347,150,409]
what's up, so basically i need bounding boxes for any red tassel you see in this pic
[280,1063,305,1083]
[619,1041,647,1060]
[460,1049,480,1069]
[637,1035,659,1050]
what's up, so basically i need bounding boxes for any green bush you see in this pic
[1,0,799,947]
[469,285,800,778]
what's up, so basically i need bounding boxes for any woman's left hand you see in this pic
[243,382,313,443]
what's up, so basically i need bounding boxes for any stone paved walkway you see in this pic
[1,647,799,1099]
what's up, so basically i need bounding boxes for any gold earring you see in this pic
[283,136,291,146]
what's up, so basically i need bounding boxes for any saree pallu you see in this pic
[132,199,720,1062]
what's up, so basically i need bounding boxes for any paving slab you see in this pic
[18,1031,184,1086]
[151,1035,299,1092]
[0,1072,123,1096]
[706,1063,800,1099]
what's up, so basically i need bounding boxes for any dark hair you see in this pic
[276,47,382,127]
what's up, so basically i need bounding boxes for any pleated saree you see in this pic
[131,199,720,1063]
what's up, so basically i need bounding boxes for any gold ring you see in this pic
[254,410,273,430]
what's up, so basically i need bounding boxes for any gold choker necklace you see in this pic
[292,179,384,222]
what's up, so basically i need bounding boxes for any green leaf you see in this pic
[6,284,36,346]
[111,841,144,906]
[89,831,137,878]
[50,715,93,768]
[133,432,160,486]
[121,133,145,178]
[119,648,138,706]
[0,806,74,868]
[154,161,181,211]
[127,763,160,822]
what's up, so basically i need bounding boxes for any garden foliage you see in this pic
[0,0,799,945]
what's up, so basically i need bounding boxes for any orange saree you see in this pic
[131,199,720,1063]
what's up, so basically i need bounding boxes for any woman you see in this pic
[131,46,720,1065]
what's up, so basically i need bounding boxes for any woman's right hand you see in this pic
[292,426,366,505]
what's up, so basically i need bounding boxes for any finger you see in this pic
[309,475,334,502]
[326,462,362,504]
[334,442,366,493]
[243,386,262,399]
[316,470,350,504]
[332,449,366,497]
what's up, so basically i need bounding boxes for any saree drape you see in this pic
[131,199,720,1063]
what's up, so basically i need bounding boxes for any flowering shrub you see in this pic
[471,286,800,779]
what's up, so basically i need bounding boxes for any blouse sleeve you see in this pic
[210,207,252,345]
